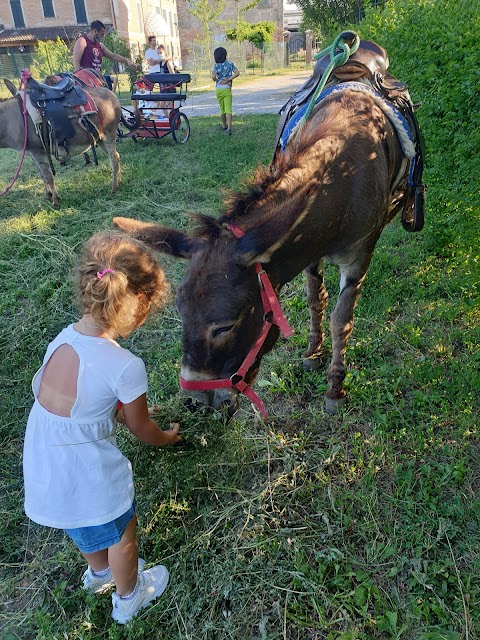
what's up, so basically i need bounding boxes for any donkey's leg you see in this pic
[303,260,328,371]
[29,152,59,207]
[98,138,121,193]
[325,258,371,414]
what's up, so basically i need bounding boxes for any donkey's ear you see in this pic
[113,217,202,259]
[4,79,18,95]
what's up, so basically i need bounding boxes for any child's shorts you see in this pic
[216,88,233,115]
[64,503,136,553]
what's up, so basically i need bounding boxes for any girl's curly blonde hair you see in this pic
[76,231,169,337]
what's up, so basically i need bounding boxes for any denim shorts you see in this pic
[65,504,136,554]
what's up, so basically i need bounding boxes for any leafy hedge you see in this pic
[358,0,479,268]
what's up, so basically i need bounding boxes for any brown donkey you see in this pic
[114,86,412,416]
[1,80,121,207]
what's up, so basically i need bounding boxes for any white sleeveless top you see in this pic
[23,324,148,529]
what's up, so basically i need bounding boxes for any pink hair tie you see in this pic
[97,268,115,280]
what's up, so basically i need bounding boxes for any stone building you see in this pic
[0,0,181,76]
[175,0,284,68]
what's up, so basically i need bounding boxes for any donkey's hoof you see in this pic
[302,356,322,371]
[324,396,346,415]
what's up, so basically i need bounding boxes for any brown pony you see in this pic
[1,79,121,207]
[114,85,410,416]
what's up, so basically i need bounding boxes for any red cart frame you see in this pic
[119,73,191,144]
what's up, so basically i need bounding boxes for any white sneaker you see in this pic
[111,564,169,624]
[82,557,146,595]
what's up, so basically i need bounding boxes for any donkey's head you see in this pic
[113,212,293,416]
[113,137,324,416]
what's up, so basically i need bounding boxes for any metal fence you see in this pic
[0,39,298,89]
[0,49,35,79]
[185,41,289,84]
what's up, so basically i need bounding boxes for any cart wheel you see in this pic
[171,112,190,144]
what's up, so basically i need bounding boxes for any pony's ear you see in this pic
[4,79,17,95]
[113,217,202,259]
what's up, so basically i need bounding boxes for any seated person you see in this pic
[157,45,176,117]
[132,79,162,121]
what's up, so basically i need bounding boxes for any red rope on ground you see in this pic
[0,69,31,197]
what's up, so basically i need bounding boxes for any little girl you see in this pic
[23,231,181,625]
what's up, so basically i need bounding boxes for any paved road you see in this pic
[181,69,312,117]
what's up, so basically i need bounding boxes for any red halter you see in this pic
[179,223,293,418]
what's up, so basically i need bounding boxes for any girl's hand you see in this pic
[123,394,181,446]
[164,422,182,445]
[147,406,182,444]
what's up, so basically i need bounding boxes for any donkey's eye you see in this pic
[212,324,235,338]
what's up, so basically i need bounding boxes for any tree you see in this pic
[226,20,276,71]
[102,30,131,74]
[33,38,72,78]
[226,20,276,49]
[292,0,375,35]
[229,0,262,39]
[187,0,226,54]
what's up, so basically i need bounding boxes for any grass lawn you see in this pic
[0,64,479,640]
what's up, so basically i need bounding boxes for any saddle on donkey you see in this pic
[275,32,426,232]
[25,71,102,165]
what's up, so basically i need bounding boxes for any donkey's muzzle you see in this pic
[182,388,239,420]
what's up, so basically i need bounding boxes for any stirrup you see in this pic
[402,185,425,232]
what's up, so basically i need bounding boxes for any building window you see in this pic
[42,0,55,18]
[10,0,26,28]
[73,0,88,24]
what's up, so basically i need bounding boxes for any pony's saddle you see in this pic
[26,74,90,152]
[275,32,426,231]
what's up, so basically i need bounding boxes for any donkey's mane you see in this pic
[191,93,371,242]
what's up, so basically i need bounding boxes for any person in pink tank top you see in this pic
[73,20,136,92]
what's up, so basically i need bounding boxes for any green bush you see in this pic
[33,37,72,78]
[102,30,131,75]
[355,0,480,275]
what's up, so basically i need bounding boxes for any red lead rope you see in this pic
[179,223,293,419]
[0,69,31,197]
